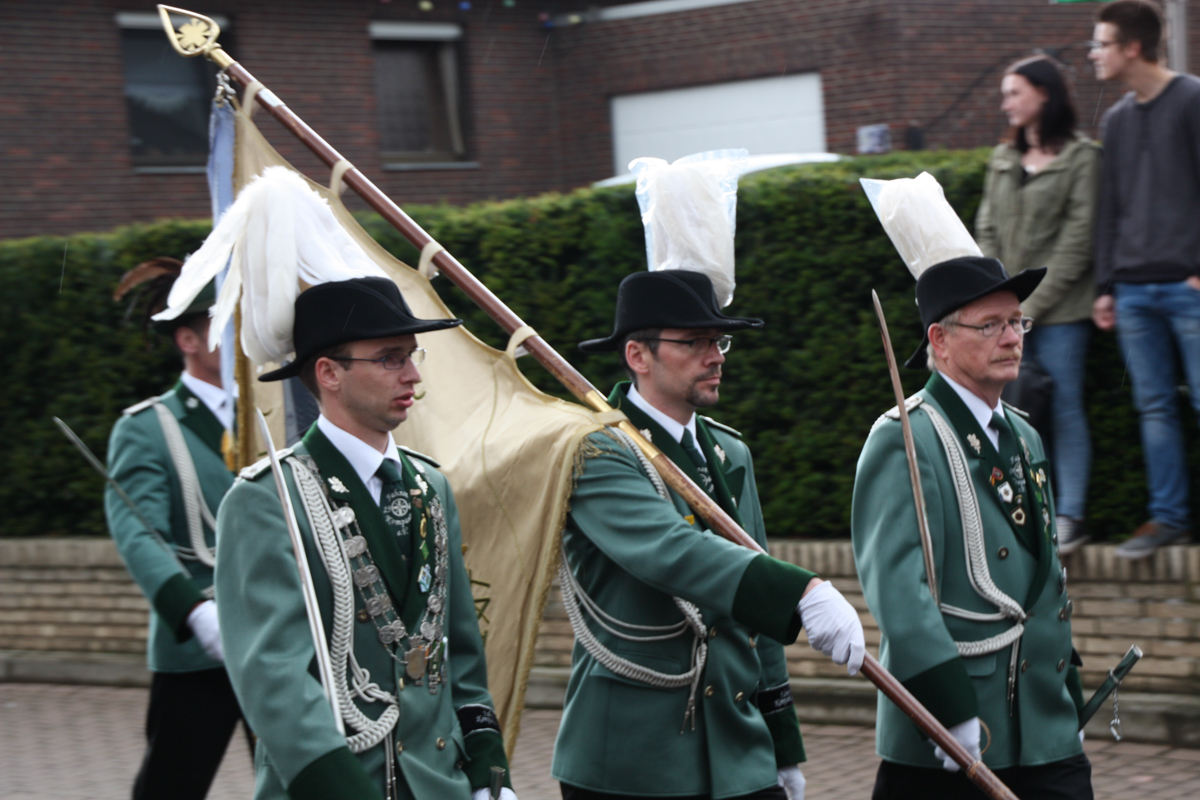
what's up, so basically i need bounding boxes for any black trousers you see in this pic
[872,754,1093,800]
[132,667,251,800]
[561,783,788,800]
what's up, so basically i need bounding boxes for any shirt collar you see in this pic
[179,371,235,431]
[316,414,403,489]
[626,383,698,446]
[939,372,1003,448]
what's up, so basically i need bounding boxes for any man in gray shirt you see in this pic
[1091,0,1200,559]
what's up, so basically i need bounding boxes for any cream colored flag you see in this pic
[232,103,602,752]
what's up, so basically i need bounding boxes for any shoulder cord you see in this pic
[922,405,1026,657]
[288,456,400,753]
[559,428,708,731]
[151,401,217,569]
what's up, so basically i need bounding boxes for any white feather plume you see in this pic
[152,166,386,365]
[860,172,982,279]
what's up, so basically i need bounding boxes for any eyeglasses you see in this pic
[1088,39,1119,51]
[945,318,1034,338]
[641,335,733,354]
[330,348,426,370]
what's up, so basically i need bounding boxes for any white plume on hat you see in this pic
[630,149,747,308]
[860,172,982,279]
[152,166,386,366]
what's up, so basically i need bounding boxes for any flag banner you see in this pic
[230,100,603,752]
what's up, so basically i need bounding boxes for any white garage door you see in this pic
[610,72,826,175]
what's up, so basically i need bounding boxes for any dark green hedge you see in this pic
[4,151,1183,539]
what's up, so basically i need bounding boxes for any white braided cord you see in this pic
[152,402,217,567]
[922,405,1026,657]
[559,429,708,728]
[289,457,399,752]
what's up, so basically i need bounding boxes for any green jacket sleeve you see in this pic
[215,474,372,799]
[1022,142,1100,321]
[571,433,814,644]
[105,411,203,640]
[437,476,511,791]
[851,417,978,728]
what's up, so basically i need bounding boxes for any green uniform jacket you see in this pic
[852,373,1084,769]
[552,383,817,799]
[104,382,233,673]
[215,425,508,800]
[975,136,1100,325]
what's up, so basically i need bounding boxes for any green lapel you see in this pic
[1007,411,1055,610]
[925,374,1038,555]
[397,451,432,632]
[302,424,411,608]
[695,418,744,528]
[608,383,741,527]
[172,381,226,458]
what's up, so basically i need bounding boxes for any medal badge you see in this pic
[328,476,349,494]
[713,443,727,464]
[419,563,432,593]
[966,433,981,454]
[990,467,1003,486]
[997,481,1014,503]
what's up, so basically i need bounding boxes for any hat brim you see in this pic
[904,267,1046,369]
[258,318,461,382]
[579,316,762,353]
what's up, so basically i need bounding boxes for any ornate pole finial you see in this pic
[157,5,234,68]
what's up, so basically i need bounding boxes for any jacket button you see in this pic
[1057,659,1066,672]
[735,691,745,703]
[455,760,464,770]
[748,636,757,648]
[1020,659,1029,673]
[705,685,715,697]
[997,547,1009,559]
[709,627,717,639]
[436,737,446,750]
[1059,599,1074,621]
[357,608,370,623]
[396,740,404,754]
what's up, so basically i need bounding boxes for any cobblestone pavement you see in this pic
[3,684,1200,799]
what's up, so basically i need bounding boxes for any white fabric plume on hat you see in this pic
[860,172,982,279]
[153,166,386,366]
[630,149,747,308]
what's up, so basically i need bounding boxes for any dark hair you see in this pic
[1098,0,1162,63]
[620,328,662,384]
[1003,56,1077,153]
[170,313,210,356]
[297,343,352,401]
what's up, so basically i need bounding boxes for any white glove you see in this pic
[932,717,981,772]
[797,580,865,675]
[471,788,517,800]
[187,599,223,662]
[776,764,806,800]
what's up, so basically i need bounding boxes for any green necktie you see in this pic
[680,428,714,496]
[377,459,413,560]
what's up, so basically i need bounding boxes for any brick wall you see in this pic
[5,0,1198,240]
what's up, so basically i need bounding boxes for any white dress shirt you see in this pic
[316,415,403,504]
[939,372,1004,450]
[626,383,706,465]
[179,371,236,432]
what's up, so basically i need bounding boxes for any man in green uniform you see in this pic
[216,276,513,800]
[552,269,866,800]
[852,254,1092,799]
[105,264,244,800]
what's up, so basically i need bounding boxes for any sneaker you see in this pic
[1056,517,1090,555]
[1114,521,1192,560]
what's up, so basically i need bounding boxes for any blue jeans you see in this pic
[1024,322,1092,520]
[1114,281,1200,530]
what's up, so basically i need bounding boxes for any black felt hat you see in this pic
[905,257,1046,369]
[259,276,461,382]
[579,270,763,353]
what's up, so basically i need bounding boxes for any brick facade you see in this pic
[1,0,1198,239]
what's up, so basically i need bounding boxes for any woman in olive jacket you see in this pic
[976,54,1100,554]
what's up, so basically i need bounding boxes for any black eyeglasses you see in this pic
[945,318,1034,338]
[641,335,732,354]
[330,349,426,370]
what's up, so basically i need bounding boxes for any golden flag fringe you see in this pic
[229,100,602,752]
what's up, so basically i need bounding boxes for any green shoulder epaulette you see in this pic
[122,397,158,416]
[883,394,924,420]
[700,415,742,439]
[239,448,295,481]
[399,446,440,469]
[1001,401,1030,419]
